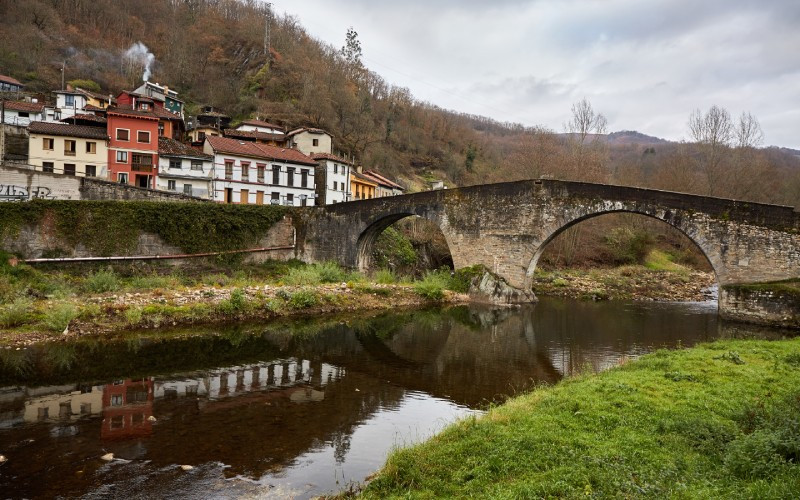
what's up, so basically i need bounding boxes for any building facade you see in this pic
[204,136,317,205]
[236,119,284,135]
[107,105,160,188]
[362,170,405,197]
[157,137,214,198]
[287,127,333,156]
[312,153,352,204]
[350,171,377,200]
[27,121,109,178]
[132,81,184,117]
[0,74,24,93]
[1,101,45,126]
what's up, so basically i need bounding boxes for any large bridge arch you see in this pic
[524,207,721,286]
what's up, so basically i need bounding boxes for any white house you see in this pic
[204,136,317,206]
[53,89,88,121]
[1,100,45,126]
[311,152,352,204]
[236,119,285,135]
[286,127,333,156]
[157,137,214,198]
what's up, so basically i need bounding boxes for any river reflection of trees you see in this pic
[0,300,788,498]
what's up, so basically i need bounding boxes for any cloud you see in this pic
[276,0,800,147]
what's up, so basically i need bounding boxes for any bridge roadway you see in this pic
[297,179,800,323]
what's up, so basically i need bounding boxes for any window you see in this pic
[85,165,96,177]
[241,162,250,181]
[312,138,319,146]
[116,151,128,163]
[183,184,193,196]
[168,180,176,190]
[64,94,75,107]
[286,193,294,206]
[137,131,150,144]
[64,140,76,156]
[42,138,54,150]
[111,394,123,406]
[225,161,234,180]
[42,162,54,173]
[169,159,181,170]
[191,160,203,171]
[131,153,152,170]
[198,131,206,142]
[301,169,308,188]
[332,181,337,191]
[86,142,96,154]
[116,129,129,141]
[64,164,75,176]
[271,192,280,204]
[118,173,128,184]
[158,122,164,136]
[287,167,295,187]
[140,102,150,111]
[333,164,338,174]
[272,165,280,185]
[257,164,265,183]
[18,112,28,118]
[301,195,307,207]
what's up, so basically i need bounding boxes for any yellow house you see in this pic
[75,87,115,109]
[350,170,377,200]
[27,122,109,178]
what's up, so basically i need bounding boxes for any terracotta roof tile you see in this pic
[0,74,22,86]
[206,136,317,165]
[107,105,161,120]
[3,101,44,113]
[364,170,404,190]
[62,114,107,124]
[286,127,331,137]
[311,152,353,165]
[158,137,212,159]
[28,121,109,140]
[239,119,284,130]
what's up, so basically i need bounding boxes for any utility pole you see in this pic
[61,61,65,90]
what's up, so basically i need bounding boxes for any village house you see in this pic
[157,137,214,198]
[350,169,378,200]
[0,74,24,93]
[223,128,288,146]
[287,127,333,156]
[1,100,45,126]
[311,152,352,204]
[27,121,109,178]
[362,169,405,197]
[235,119,284,135]
[187,106,230,144]
[116,91,184,140]
[53,89,89,121]
[132,81,184,117]
[204,135,317,205]
[106,100,160,188]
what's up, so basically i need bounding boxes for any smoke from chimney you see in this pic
[124,42,155,82]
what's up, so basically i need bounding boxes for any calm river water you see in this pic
[0,298,788,498]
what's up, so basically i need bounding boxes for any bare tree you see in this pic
[734,111,764,149]
[562,98,609,182]
[566,98,608,143]
[687,105,734,196]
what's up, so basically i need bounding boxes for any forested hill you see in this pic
[1,0,799,204]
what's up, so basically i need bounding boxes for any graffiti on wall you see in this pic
[0,184,56,202]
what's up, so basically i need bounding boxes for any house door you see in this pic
[256,191,264,205]
[225,188,233,203]
[136,175,150,188]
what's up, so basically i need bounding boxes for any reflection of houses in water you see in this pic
[101,378,154,440]
[16,385,105,426]
[153,359,342,401]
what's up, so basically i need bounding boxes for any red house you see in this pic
[107,99,160,188]
[116,90,184,140]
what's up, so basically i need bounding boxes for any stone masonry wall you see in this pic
[720,285,800,328]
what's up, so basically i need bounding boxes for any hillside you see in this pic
[1,0,798,205]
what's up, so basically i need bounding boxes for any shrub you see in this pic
[289,289,319,309]
[316,261,348,283]
[449,265,486,293]
[78,303,102,320]
[218,288,248,315]
[124,307,143,325]
[84,269,119,293]
[605,227,654,265]
[283,266,321,286]
[0,297,34,328]
[374,268,397,284]
[42,303,78,331]
[413,272,448,301]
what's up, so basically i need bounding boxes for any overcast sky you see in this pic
[276,0,800,148]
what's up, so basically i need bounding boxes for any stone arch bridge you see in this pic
[297,179,800,325]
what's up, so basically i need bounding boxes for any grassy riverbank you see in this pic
[361,337,800,498]
[0,257,478,346]
[533,249,716,301]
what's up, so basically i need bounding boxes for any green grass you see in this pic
[413,271,450,301]
[362,338,800,498]
[644,249,688,273]
[41,303,79,332]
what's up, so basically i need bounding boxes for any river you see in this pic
[0,297,787,498]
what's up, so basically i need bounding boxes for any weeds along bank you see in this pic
[362,337,800,498]
[0,259,479,346]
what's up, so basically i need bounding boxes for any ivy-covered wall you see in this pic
[0,200,289,257]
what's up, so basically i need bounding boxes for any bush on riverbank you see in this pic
[362,338,800,498]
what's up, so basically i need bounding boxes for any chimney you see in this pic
[357,166,363,174]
